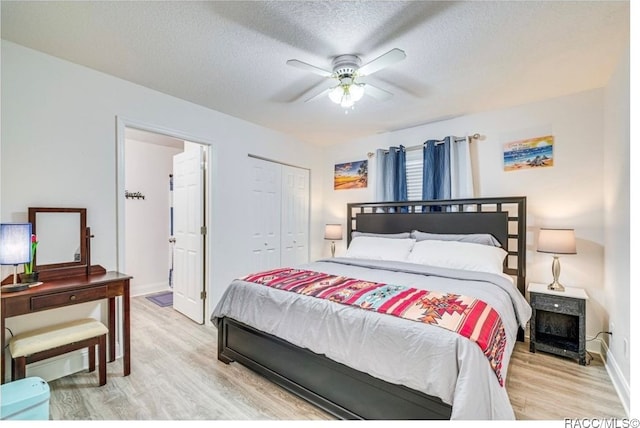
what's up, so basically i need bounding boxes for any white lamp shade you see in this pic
[328,84,363,107]
[328,86,344,104]
[0,223,32,265]
[340,92,354,108]
[537,228,576,255]
[350,83,365,101]
[324,224,343,241]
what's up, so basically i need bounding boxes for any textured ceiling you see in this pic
[1,1,630,146]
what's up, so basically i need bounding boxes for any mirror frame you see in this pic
[28,207,87,271]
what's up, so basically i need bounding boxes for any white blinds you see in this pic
[405,148,423,201]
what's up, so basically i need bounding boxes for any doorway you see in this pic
[116,118,210,325]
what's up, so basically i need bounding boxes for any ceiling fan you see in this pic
[286,48,406,110]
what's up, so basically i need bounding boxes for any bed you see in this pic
[211,197,530,420]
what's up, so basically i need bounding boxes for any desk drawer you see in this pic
[31,286,107,311]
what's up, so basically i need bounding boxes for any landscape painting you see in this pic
[334,160,368,190]
[503,135,554,171]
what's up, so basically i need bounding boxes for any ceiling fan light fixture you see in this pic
[350,83,365,102]
[328,85,344,104]
[340,92,354,109]
[328,83,364,109]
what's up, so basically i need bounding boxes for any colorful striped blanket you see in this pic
[242,267,508,386]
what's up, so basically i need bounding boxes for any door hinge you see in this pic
[201,226,207,235]
[200,290,207,300]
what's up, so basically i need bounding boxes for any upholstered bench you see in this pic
[9,318,108,386]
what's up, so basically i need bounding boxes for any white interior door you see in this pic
[249,157,281,272]
[281,165,309,267]
[172,147,205,324]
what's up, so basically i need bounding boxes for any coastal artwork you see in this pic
[334,160,368,190]
[503,135,554,171]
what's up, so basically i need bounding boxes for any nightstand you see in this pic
[528,282,589,365]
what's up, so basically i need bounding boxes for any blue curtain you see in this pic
[374,148,386,202]
[375,146,407,209]
[394,146,407,203]
[422,137,451,210]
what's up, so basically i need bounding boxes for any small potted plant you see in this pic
[20,234,39,283]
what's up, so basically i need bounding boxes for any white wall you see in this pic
[603,42,630,413]
[321,89,610,353]
[1,41,324,381]
[124,138,182,296]
[2,39,629,404]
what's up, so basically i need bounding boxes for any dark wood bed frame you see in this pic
[217,196,527,420]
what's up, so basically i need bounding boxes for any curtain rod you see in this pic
[367,133,481,158]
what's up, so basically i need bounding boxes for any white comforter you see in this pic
[211,258,532,420]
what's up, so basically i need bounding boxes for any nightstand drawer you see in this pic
[530,292,583,315]
[31,286,107,311]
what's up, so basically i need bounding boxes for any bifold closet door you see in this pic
[281,165,310,267]
[248,157,282,272]
[248,158,310,272]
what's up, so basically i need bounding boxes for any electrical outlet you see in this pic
[609,322,615,334]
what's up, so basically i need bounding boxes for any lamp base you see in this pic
[547,281,565,292]
[547,256,565,291]
[1,283,29,293]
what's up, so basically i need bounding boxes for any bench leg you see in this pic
[88,344,96,373]
[98,334,106,386]
[12,357,26,381]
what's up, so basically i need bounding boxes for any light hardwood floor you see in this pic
[46,296,625,420]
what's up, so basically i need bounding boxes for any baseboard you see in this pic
[600,339,630,416]
[21,349,89,383]
[131,281,170,297]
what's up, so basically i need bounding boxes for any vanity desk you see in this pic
[1,206,132,384]
[1,270,132,384]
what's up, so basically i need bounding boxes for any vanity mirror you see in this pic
[28,207,87,272]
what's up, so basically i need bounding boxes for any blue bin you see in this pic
[0,377,50,420]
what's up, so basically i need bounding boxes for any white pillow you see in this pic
[410,230,502,247]
[406,240,507,275]
[344,236,416,262]
[351,231,411,239]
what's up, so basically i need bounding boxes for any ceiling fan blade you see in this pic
[286,59,333,77]
[357,48,406,76]
[304,86,333,103]
[364,84,393,101]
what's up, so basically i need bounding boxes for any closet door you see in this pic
[281,165,310,267]
[248,157,282,272]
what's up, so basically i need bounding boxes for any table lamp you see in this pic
[537,228,577,292]
[0,223,32,290]
[324,224,343,257]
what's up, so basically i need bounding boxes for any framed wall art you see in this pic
[503,135,554,171]
[334,160,368,190]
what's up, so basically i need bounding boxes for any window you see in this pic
[405,147,423,201]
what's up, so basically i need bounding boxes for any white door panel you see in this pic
[173,148,204,324]
[281,165,309,267]
[249,158,281,272]
[248,158,308,271]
